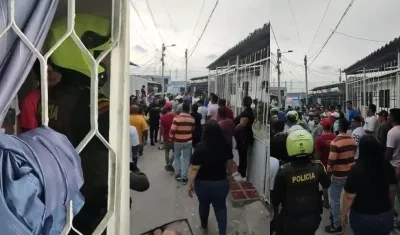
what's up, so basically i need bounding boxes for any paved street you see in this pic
[130,144,347,235]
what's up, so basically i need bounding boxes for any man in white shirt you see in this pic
[364,103,378,136]
[350,116,365,160]
[197,99,208,125]
[386,108,400,168]
[130,125,140,172]
[269,156,280,191]
[307,112,315,132]
[269,156,280,234]
[285,111,304,134]
[175,96,184,114]
[206,93,219,120]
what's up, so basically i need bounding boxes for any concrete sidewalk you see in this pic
[129,144,343,235]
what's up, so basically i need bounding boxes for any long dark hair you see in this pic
[202,120,231,156]
[358,135,385,173]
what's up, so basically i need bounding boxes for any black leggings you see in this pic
[149,127,159,144]
[237,140,249,178]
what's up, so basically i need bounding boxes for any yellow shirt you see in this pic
[130,114,149,144]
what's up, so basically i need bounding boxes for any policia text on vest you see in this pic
[292,172,316,183]
[271,161,331,235]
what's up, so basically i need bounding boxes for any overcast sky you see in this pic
[129,0,270,80]
[271,0,400,92]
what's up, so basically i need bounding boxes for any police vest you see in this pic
[37,86,83,142]
[281,162,322,215]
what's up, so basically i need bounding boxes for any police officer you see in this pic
[271,129,330,235]
[42,14,148,234]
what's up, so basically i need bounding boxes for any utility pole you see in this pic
[161,43,166,94]
[153,53,156,74]
[277,49,282,107]
[285,81,287,94]
[339,68,342,82]
[185,49,188,93]
[175,69,178,80]
[290,79,293,93]
[304,55,309,105]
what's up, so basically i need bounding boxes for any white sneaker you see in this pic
[231,171,240,177]
[234,175,247,182]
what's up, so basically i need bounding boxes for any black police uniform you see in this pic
[271,159,330,235]
[36,72,110,234]
[36,70,149,235]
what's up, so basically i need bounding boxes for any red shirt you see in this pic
[315,133,336,167]
[19,89,40,131]
[226,106,234,120]
[218,118,235,148]
[160,113,176,141]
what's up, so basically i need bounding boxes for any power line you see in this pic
[141,62,157,74]
[306,0,332,55]
[270,24,280,50]
[308,67,339,75]
[281,55,339,75]
[137,54,157,68]
[287,0,305,54]
[145,0,165,43]
[188,0,219,58]
[188,0,206,48]
[130,0,157,49]
[333,30,389,43]
[163,0,178,37]
[281,55,303,67]
[308,0,356,66]
[308,68,339,81]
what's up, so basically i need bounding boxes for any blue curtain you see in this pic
[0,0,59,122]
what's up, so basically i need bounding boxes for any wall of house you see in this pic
[347,74,398,112]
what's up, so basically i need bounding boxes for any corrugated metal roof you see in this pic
[344,36,400,75]
[207,23,270,70]
[310,82,344,91]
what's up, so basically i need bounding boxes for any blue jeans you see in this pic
[330,177,346,228]
[194,179,229,235]
[173,141,192,179]
[350,210,393,235]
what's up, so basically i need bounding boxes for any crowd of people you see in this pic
[269,100,400,235]
[129,92,254,235]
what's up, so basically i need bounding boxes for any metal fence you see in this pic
[6,0,131,234]
[346,51,400,117]
[208,47,271,139]
[207,47,272,201]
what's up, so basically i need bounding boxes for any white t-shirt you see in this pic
[269,157,280,190]
[129,125,139,162]
[176,103,183,114]
[364,115,378,136]
[308,120,315,132]
[198,106,208,125]
[207,103,219,120]
[286,124,304,134]
[351,126,365,160]
[387,125,400,167]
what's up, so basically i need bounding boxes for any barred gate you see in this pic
[6,0,131,234]
[346,52,400,116]
[207,47,273,201]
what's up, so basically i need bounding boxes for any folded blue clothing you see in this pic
[0,126,84,235]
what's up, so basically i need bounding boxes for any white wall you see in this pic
[348,75,397,111]
[130,75,148,96]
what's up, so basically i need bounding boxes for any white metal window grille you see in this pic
[5,0,131,234]
[346,52,400,115]
[207,46,272,201]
